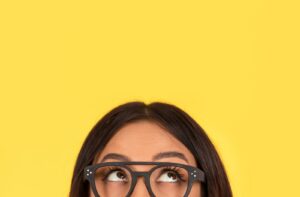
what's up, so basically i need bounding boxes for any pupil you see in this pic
[167,172,176,180]
[117,171,125,179]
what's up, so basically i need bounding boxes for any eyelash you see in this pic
[101,167,124,181]
[161,166,186,181]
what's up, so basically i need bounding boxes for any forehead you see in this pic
[95,120,197,166]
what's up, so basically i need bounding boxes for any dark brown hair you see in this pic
[69,101,232,197]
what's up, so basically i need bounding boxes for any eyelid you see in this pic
[158,166,186,181]
[98,167,122,179]
[103,167,129,182]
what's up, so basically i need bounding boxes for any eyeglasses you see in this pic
[84,161,205,197]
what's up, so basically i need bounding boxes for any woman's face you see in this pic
[90,120,201,197]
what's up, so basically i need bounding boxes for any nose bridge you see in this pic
[130,172,152,197]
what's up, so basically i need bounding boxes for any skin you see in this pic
[90,120,201,197]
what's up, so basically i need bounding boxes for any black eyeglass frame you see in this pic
[84,161,206,197]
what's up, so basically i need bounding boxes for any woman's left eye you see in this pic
[157,171,179,183]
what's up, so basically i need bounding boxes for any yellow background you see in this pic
[1,0,299,196]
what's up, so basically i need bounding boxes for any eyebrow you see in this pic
[100,153,131,162]
[152,151,189,164]
[100,151,189,164]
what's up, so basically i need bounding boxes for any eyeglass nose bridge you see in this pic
[126,171,155,197]
[133,171,149,177]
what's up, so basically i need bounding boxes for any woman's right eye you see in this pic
[106,170,128,182]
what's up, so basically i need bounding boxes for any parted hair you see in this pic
[69,101,232,197]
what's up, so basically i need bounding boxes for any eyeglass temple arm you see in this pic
[191,168,206,182]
